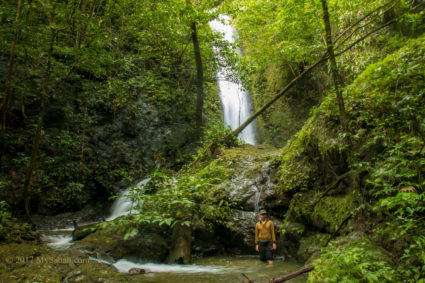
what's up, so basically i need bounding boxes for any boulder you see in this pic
[128,267,146,274]
[74,218,169,262]
[296,233,329,262]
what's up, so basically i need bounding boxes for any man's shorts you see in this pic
[258,240,274,262]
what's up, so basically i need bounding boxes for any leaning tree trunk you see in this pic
[191,20,205,140]
[320,0,348,127]
[233,0,416,136]
[22,28,56,217]
[0,0,22,132]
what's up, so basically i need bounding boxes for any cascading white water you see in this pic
[106,178,151,221]
[209,15,258,145]
[89,258,227,274]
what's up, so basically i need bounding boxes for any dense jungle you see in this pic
[1,0,425,282]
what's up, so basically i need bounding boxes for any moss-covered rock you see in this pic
[311,194,356,234]
[203,144,288,214]
[74,218,169,262]
[64,261,127,282]
[297,233,329,262]
[0,242,127,282]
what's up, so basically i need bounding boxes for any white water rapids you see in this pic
[209,15,258,145]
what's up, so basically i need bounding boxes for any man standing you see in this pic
[255,209,276,265]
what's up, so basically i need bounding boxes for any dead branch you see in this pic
[268,266,315,283]
[242,273,254,283]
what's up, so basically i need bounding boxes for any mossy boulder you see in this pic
[296,233,329,262]
[72,222,98,241]
[0,242,127,282]
[311,194,356,234]
[63,261,127,282]
[203,144,288,214]
[75,219,169,262]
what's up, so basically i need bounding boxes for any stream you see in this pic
[40,228,306,282]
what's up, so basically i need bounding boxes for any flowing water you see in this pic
[106,178,151,221]
[91,256,307,283]
[40,231,73,250]
[209,15,258,145]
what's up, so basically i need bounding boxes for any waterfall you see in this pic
[106,178,151,221]
[209,15,258,145]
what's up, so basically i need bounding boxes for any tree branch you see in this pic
[232,1,425,136]
[334,0,399,43]
[268,266,315,283]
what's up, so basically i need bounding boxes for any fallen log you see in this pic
[268,266,314,283]
[242,273,254,283]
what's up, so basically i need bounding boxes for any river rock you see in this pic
[128,267,146,274]
[72,222,97,241]
[32,203,107,231]
[74,219,169,262]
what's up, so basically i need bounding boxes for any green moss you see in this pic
[276,35,425,281]
[0,242,127,282]
[285,192,315,223]
[312,194,356,233]
[297,233,329,262]
[66,262,127,282]
[76,231,119,253]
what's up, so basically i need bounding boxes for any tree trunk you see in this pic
[191,20,204,140]
[233,56,326,136]
[233,1,417,136]
[169,224,192,264]
[22,28,56,217]
[0,0,22,132]
[320,0,347,127]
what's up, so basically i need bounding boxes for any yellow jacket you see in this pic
[255,219,276,244]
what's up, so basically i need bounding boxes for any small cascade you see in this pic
[209,15,258,145]
[40,231,74,250]
[105,258,227,274]
[106,178,151,221]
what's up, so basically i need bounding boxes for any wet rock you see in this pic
[193,228,219,256]
[215,209,284,255]
[72,222,97,241]
[74,219,169,262]
[228,210,257,251]
[128,267,146,274]
[32,203,107,231]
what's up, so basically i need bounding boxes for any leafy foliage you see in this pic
[309,233,398,283]
[276,35,425,281]
[0,0,234,213]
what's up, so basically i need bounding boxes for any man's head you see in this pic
[259,209,267,221]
